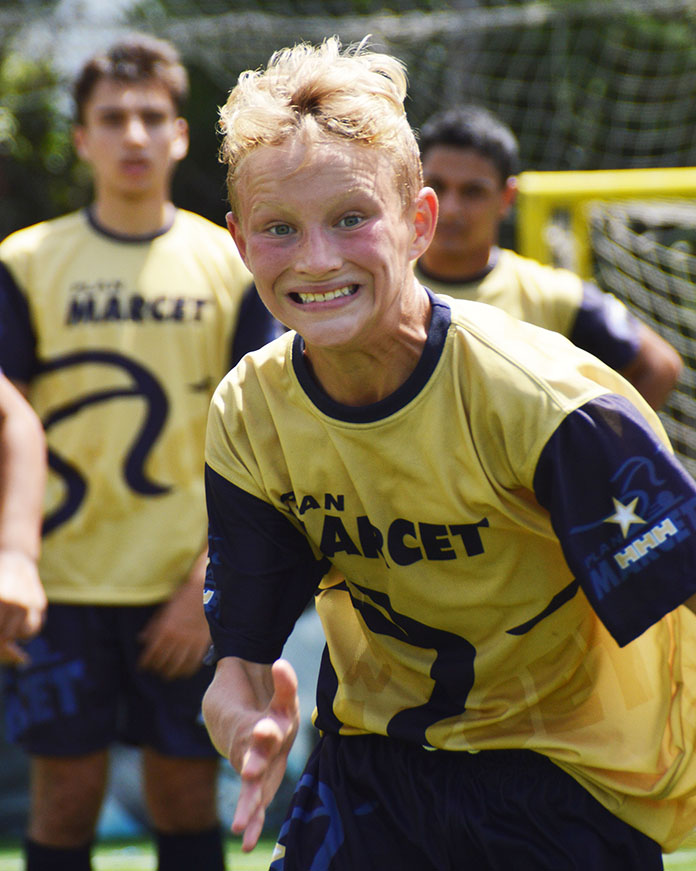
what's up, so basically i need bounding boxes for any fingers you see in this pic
[240,804,266,853]
[241,715,288,779]
[232,719,284,852]
[0,639,29,666]
[137,613,208,679]
[233,792,266,852]
[20,605,44,638]
[232,774,265,847]
[0,605,23,641]
[229,662,300,852]
[269,659,299,716]
[0,555,46,642]
[138,635,207,680]
[0,603,43,643]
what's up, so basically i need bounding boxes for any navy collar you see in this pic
[417,246,501,285]
[292,287,451,423]
[85,205,176,243]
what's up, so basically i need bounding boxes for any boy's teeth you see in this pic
[298,285,355,304]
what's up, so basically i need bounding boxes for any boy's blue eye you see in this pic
[269,224,292,236]
[339,215,362,228]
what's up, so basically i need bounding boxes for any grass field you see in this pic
[668,852,696,870]
[0,837,276,870]
[1,839,695,869]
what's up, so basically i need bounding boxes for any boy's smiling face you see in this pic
[227,135,436,352]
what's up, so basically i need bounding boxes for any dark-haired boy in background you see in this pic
[416,104,681,410]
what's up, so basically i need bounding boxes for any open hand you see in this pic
[232,659,300,852]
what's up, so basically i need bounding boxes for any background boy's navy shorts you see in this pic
[271,732,664,871]
[2,602,216,758]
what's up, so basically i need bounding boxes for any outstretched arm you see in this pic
[202,656,299,852]
[0,374,47,663]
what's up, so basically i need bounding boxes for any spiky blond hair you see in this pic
[219,36,422,213]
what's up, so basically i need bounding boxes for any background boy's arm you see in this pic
[619,322,683,411]
[137,547,212,679]
[0,373,47,663]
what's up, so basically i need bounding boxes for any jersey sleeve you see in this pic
[0,260,38,381]
[204,464,330,663]
[533,393,696,646]
[229,283,284,367]
[569,282,641,372]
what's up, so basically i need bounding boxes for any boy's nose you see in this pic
[293,228,342,275]
[124,115,148,144]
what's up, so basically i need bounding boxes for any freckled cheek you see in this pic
[246,244,292,297]
[246,241,281,273]
[347,234,393,269]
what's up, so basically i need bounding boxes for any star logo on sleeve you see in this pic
[603,497,646,538]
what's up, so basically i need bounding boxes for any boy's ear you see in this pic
[72,125,88,161]
[171,117,189,162]
[409,187,438,262]
[500,176,517,218]
[226,211,248,266]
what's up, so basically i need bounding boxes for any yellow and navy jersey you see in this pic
[0,208,278,604]
[205,290,696,851]
[415,247,641,372]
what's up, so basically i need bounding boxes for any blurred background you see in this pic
[2,0,696,843]
[3,0,696,238]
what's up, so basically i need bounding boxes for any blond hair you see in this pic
[219,36,422,213]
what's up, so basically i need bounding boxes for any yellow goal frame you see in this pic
[516,166,696,279]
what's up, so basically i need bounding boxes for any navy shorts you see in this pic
[2,602,216,758]
[270,733,663,871]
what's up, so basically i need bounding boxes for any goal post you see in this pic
[516,167,696,277]
[515,167,696,477]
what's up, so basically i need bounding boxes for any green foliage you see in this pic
[0,51,91,240]
[3,1,696,235]
[132,0,450,14]
[171,62,232,227]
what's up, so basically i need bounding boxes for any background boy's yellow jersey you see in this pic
[415,247,640,371]
[205,291,696,851]
[0,208,276,604]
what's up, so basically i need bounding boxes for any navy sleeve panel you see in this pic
[204,464,329,663]
[533,394,696,646]
[569,282,641,372]
[229,283,284,367]
[0,261,38,381]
